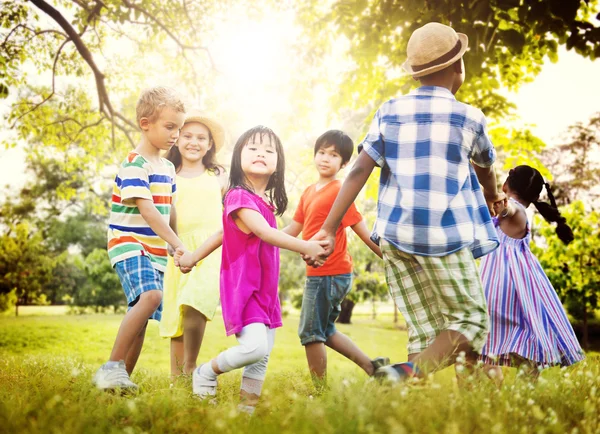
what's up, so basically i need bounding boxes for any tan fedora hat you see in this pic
[402,22,469,78]
[183,109,226,153]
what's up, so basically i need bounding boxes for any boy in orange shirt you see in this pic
[285,130,386,386]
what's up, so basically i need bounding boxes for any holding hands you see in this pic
[484,189,506,217]
[173,247,195,274]
[302,229,335,268]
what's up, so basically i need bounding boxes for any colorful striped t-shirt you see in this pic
[107,152,177,272]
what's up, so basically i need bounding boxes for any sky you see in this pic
[1,13,600,191]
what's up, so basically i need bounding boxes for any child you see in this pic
[160,110,228,379]
[310,22,504,381]
[479,165,584,384]
[93,87,187,390]
[284,130,388,385]
[176,126,327,413]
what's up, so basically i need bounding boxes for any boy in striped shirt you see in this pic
[93,87,187,391]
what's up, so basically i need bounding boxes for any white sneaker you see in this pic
[93,361,138,391]
[192,364,217,399]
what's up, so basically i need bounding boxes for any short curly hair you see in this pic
[135,86,185,124]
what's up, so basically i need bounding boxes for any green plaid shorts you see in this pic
[381,240,489,355]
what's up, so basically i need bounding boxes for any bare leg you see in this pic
[412,330,473,377]
[182,306,207,375]
[109,290,162,364]
[519,360,540,382]
[326,331,374,375]
[305,342,327,381]
[124,321,147,375]
[170,336,184,380]
[484,364,504,387]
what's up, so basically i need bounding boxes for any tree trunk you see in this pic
[372,297,376,320]
[338,299,356,324]
[15,302,19,317]
[394,306,398,325]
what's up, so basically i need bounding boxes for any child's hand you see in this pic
[493,197,508,217]
[483,190,506,217]
[175,248,197,270]
[179,265,193,274]
[302,240,328,262]
[167,244,176,257]
[310,229,335,257]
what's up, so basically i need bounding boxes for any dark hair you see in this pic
[314,129,354,165]
[165,123,223,175]
[228,125,288,216]
[506,165,574,244]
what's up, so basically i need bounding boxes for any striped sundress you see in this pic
[479,199,584,367]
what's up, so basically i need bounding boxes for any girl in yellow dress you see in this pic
[162,110,228,378]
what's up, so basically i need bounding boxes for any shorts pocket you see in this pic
[329,275,352,306]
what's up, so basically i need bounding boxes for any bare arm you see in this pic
[317,152,377,254]
[495,199,528,239]
[282,220,303,237]
[136,198,184,249]
[191,230,223,264]
[169,203,178,234]
[236,208,325,257]
[176,229,223,269]
[471,162,502,216]
[351,220,382,259]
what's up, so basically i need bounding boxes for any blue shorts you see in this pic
[114,255,164,321]
[298,274,353,345]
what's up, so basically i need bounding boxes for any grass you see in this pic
[1,312,599,433]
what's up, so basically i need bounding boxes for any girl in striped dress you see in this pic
[479,165,584,384]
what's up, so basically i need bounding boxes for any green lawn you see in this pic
[1,313,598,433]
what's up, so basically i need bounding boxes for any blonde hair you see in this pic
[136,87,185,124]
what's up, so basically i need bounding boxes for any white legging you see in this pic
[216,323,276,382]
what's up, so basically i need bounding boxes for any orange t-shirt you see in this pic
[293,180,363,276]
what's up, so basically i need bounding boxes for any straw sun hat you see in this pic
[402,22,469,78]
[183,109,225,153]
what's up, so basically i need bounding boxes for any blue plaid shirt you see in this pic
[361,86,499,258]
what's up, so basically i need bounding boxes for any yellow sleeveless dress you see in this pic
[159,172,222,338]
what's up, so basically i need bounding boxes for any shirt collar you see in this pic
[410,86,456,100]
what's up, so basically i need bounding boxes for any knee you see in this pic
[241,339,269,365]
[140,290,162,309]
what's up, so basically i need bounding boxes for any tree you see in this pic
[1,0,223,149]
[541,112,600,206]
[0,223,53,315]
[43,252,87,305]
[299,0,600,120]
[532,201,600,351]
[75,248,123,313]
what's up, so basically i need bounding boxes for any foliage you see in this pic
[74,248,123,313]
[298,0,600,120]
[0,314,599,433]
[0,0,225,148]
[541,112,600,206]
[43,252,87,306]
[0,222,53,312]
[533,201,600,349]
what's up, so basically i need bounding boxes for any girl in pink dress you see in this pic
[479,165,584,384]
[176,126,327,413]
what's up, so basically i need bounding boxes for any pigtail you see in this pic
[532,183,574,245]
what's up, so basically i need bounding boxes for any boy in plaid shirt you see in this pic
[311,22,503,381]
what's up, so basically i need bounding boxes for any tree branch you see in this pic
[2,24,67,49]
[120,0,215,68]
[30,0,114,116]
[10,37,71,128]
